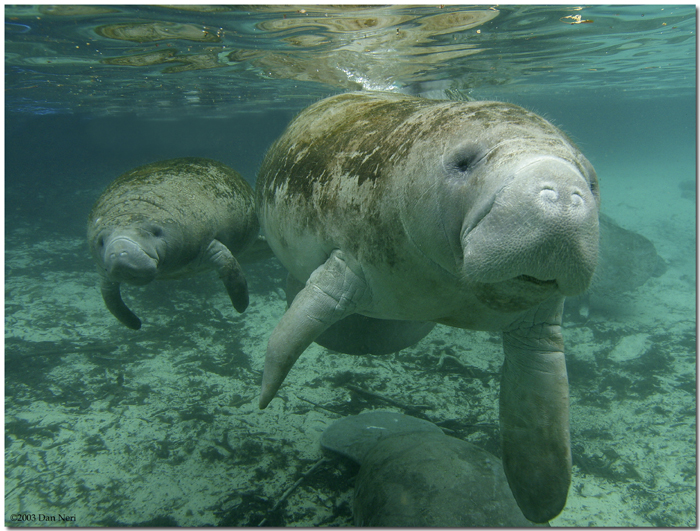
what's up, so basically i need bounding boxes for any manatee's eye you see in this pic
[444,144,484,174]
[455,155,475,172]
[143,224,164,238]
[97,236,104,248]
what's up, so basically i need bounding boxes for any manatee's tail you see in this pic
[100,278,141,330]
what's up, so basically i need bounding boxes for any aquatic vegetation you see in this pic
[4,208,696,526]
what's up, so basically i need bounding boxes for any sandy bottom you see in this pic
[4,161,696,527]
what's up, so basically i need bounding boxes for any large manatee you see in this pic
[88,157,260,329]
[255,92,600,522]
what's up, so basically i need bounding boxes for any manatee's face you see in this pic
[91,222,168,285]
[425,103,600,311]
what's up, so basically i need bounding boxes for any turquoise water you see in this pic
[4,4,696,527]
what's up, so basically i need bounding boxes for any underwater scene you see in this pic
[4,4,697,527]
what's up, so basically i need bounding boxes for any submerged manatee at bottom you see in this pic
[256,91,600,522]
[589,213,667,293]
[87,157,261,329]
[567,213,668,318]
[321,411,535,527]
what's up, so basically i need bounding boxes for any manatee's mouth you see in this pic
[516,274,558,288]
[104,237,159,285]
[472,275,561,313]
[461,155,599,299]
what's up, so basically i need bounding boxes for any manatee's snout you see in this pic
[104,237,158,285]
[463,157,599,297]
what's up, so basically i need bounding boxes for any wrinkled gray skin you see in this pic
[87,157,260,329]
[255,92,600,522]
[321,411,535,527]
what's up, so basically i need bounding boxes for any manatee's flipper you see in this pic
[499,295,570,523]
[206,239,249,313]
[100,278,141,330]
[237,234,276,264]
[260,250,370,408]
[286,274,435,355]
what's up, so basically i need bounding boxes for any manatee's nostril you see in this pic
[540,185,587,208]
[540,188,558,202]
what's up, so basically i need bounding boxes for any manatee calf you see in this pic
[321,411,534,527]
[88,157,259,329]
[256,92,600,522]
